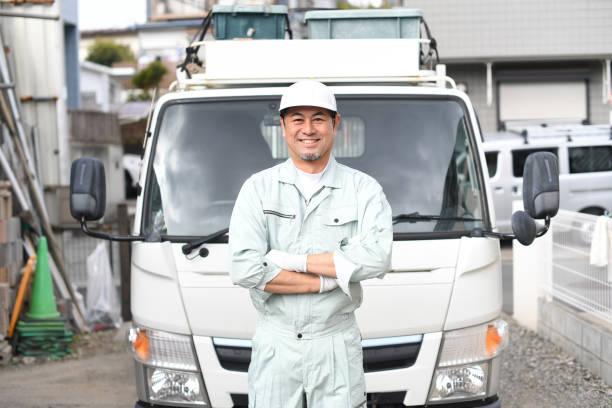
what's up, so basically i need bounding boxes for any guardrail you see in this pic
[547,209,611,324]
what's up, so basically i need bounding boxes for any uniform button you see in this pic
[263,262,268,267]
[297,333,302,339]
[334,218,339,223]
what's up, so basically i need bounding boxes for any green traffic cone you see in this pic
[26,237,60,320]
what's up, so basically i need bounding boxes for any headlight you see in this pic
[147,367,207,405]
[428,319,508,403]
[128,326,211,406]
[430,362,488,401]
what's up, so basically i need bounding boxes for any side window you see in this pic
[485,152,498,178]
[512,148,558,177]
[569,146,612,173]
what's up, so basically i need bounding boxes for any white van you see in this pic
[68,8,559,408]
[484,125,612,233]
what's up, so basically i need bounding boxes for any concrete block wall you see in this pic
[538,297,612,386]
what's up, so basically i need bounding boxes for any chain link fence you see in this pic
[60,225,122,290]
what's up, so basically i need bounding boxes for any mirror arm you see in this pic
[80,217,145,242]
[535,215,551,238]
[470,228,515,240]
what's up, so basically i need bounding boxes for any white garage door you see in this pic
[499,80,587,122]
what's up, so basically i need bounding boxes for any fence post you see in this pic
[118,203,132,321]
[512,200,553,332]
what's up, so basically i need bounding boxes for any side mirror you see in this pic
[508,152,559,245]
[70,158,106,221]
[522,152,560,219]
[511,210,536,246]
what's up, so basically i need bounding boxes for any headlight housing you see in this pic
[428,319,508,404]
[128,326,211,406]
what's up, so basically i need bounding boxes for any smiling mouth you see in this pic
[298,138,320,145]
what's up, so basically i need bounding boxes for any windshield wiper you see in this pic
[393,212,481,225]
[181,227,229,254]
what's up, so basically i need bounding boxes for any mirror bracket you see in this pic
[535,215,551,238]
[80,217,145,242]
[470,215,551,242]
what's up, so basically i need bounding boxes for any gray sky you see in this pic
[79,0,147,30]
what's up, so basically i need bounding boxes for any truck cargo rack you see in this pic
[170,38,454,91]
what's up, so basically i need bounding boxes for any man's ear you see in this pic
[280,116,287,139]
[333,113,341,133]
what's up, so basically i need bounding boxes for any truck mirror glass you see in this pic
[511,210,536,246]
[522,152,559,219]
[70,158,106,221]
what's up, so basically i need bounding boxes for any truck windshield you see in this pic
[144,97,487,238]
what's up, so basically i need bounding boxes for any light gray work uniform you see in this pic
[229,156,393,408]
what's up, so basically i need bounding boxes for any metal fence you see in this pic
[548,210,612,324]
[60,226,121,290]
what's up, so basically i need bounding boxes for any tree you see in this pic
[86,38,135,67]
[131,61,168,99]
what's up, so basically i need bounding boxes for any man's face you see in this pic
[281,106,340,168]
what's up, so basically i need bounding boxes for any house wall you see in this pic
[403,0,612,62]
[0,1,69,189]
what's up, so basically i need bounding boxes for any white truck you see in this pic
[68,7,560,408]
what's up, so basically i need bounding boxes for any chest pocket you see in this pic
[320,205,358,250]
[263,203,297,251]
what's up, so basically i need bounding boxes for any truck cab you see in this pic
[68,7,560,407]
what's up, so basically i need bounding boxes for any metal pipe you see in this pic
[486,62,493,107]
[19,95,58,102]
[0,10,59,20]
[602,59,611,104]
[0,146,30,212]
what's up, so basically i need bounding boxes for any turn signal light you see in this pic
[133,329,150,361]
[485,324,502,356]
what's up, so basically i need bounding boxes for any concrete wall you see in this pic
[538,298,612,386]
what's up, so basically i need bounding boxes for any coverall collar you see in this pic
[278,155,342,189]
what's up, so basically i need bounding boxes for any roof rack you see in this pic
[170,38,454,91]
[505,124,612,144]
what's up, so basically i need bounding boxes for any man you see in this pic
[229,80,392,407]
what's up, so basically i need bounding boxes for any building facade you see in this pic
[403,0,612,133]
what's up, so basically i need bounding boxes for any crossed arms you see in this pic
[228,176,393,297]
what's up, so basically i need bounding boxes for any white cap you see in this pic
[279,80,337,113]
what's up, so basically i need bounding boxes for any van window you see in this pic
[145,97,487,237]
[512,148,558,177]
[485,152,498,178]
[568,146,612,173]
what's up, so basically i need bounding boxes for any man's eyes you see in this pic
[291,118,325,124]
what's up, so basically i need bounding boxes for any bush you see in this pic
[131,61,168,91]
[86,38,135,67]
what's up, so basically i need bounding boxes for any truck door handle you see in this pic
[494,187,503,191]
[512,186,519,194]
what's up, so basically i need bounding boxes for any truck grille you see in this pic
[213,335,423,373]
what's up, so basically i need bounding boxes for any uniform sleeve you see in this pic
[229,177,281,299]
[335,180,392,290]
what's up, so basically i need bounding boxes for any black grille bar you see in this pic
[214,337,422,373]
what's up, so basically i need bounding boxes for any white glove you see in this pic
[319,276,339,293]
[265,250,308,273]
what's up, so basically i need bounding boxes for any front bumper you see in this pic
[134,395,501,408]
